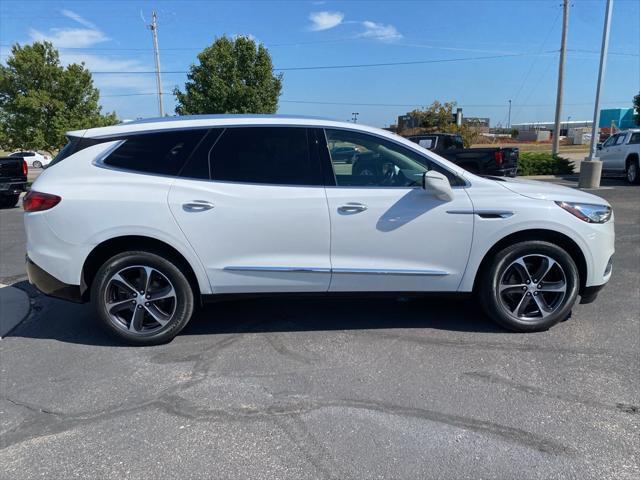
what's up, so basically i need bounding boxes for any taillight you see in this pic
[22,159,28,176]
[23,191,61,212]
[494,151,504,167]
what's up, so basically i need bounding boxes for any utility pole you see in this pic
[351,112,359,123]
[148,11,164,117]
[507,99,512,129]
[579,0,613,188]
[552,0,570,156]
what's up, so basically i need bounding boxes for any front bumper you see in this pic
[26,256,83,303]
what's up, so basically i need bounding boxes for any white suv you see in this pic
[598,129,640,184]
[24,115,615,345]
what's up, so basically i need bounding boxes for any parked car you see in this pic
[330,145,360,164]
[9,150,52,169]
[406,133,518,177]
[0,156,28,208]
[597,129,640,184]
[25,115,614,345]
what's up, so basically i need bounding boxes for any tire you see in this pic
[0,195,20,208]
[478,241,579,332]
[626,158,640,185]
[91,251,195,345]
[33,160,42,169]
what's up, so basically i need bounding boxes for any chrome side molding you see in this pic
[224,266,449,276]
[447,209,514,218]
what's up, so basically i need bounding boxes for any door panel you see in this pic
[326,187,473,291]
[169,180,331,293]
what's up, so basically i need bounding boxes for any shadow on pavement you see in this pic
[8,291,507,347]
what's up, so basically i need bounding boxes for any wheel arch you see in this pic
[625,152,639,170]
[471,229,588,294]
[81,235,203,302]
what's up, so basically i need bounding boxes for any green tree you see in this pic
[174,36,283,115]
[407,100,457,131]
[0,42,117,151]
[634,92,640,126]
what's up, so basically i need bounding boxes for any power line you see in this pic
[80,51,559,74]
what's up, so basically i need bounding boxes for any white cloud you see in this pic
[60,53,156,94]
[359,21,402,42]
[61,9,97,30]
[309,11,344,31]
[28,27,108,48]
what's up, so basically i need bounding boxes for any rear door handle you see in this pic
[182,200,214,212]
[338,202,367,214]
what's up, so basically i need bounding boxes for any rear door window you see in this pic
[104,130,206,176]
[209,127,321,186]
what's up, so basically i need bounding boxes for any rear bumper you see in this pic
[0,182,26,195]
[26,256,83,303]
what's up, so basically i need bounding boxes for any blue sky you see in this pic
[1,0,638,127]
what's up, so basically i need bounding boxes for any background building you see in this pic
[599,108,635,130]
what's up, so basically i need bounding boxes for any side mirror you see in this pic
[596,143,602,150]
[422,170,454,202]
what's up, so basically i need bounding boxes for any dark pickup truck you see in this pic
[0,156,28,208]
[407,133,518,177]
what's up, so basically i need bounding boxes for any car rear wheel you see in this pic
[33,160,42,169]
[627,158,640,184]
[479,241,579,332]
[92,251,195,345]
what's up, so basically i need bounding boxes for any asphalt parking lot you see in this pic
[0,177,638,479]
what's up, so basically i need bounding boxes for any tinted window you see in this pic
[209,127,320,186]
[630,132,640,144]
[178,128,223,180]
[603,135,618,147]
[615,134,627,145]
[104,130,206,176]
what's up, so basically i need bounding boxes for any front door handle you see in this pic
[338,202,367,214]
[182,200,214,212]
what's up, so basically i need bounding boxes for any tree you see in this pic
[634,92,640,126]
[0,42,117,151]
[407,101,457,131]
[405,100,479,147]
[174,36,283,115]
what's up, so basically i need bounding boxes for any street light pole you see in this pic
[579,0,613,189]
[552,0,570,156]
[352,112,359,123]
[507,99,512,129]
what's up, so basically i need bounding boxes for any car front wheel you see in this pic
[92,251,195,345]
[479,241,579,332]
[33,160,42,169]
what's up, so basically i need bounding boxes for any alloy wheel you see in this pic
[104,265,177,335]
[628,163,637,183]
[498,254,567,322]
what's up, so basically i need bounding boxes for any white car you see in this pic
[598,129,640,184]
[24,115,615,345]
[9,150,52,169]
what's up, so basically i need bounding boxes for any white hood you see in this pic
[492,177,611,206]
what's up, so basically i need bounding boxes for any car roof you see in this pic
[70,114,372,139]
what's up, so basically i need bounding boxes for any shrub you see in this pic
[518,152,574,176]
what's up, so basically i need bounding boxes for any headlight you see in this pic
[555,201,612,223]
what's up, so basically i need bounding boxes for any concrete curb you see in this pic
[0,284,30,338]
[518,175,579,180]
